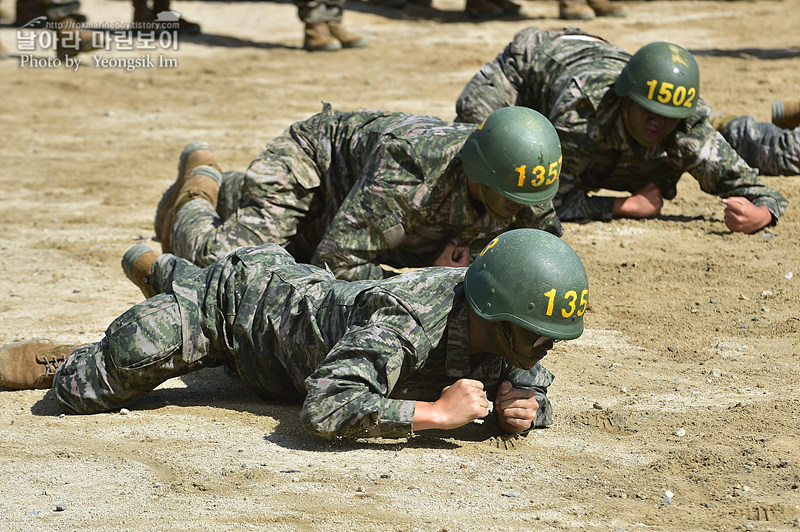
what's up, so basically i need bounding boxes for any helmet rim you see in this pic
[614,41,700,120]
[464,229,588,342]
[461,107,562,205]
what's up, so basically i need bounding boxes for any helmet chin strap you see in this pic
[479,184,510,221]
[621,99,657,148]
[494,321,555,369]
[495,321,524,369]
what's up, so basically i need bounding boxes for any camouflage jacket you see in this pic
[170,245,555,440]
[456,27,788,223]
[259,104,558,281]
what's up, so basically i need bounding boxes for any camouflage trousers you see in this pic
[294,0,345,23]
[51,295,199,414]
[720,116,800,176]
[169,170,255,267]
[52,245,314,414]
[51,256,216,415]
[170,116,337,268]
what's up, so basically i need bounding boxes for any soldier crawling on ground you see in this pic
[0,229,589,441]
[456,27,793,234]
[151,104,565,283]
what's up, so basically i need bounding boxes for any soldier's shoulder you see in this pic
[371,268,465,307]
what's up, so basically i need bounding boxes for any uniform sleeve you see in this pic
[300,291,430,440]
[552,172,617,222]
[682,121,788,223]
[311,143,424,281]
[502,363,556,429]
[549,96,612,221]
[511,200,564,236]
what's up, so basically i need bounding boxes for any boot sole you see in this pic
[594,10,628,16]
[339,40,369,49]
[304,44,343,51]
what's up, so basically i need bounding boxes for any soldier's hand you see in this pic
[494,380,539,435]
[613,182,663,218]
[433,239,471,267]
[722,197,772,233]
[412,379,489,431]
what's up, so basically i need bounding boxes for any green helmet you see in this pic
[464,229,588,341]
[461,106,563,205]
[614,42,700,119]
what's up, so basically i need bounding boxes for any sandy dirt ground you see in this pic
[1,0,800,530]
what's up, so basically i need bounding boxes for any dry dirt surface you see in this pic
[2,0,800,530]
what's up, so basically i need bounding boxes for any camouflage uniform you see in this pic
[718,117,800,176]
[455,27,789,223]
[171,103,559,280]
[52,244,554,439]
[294,0,345,24]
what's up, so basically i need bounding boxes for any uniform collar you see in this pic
[445,295,505,383]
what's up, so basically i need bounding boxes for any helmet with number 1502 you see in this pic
[461,106,563,205]
[615,42,700,119]
[464,229,589,341]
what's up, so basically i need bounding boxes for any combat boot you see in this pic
[121,244,159,299]
[158,165,221,253]
[327,22,368,49]
[55,16,103,61]
[559,0,595,20]
[153,0,201,34]
[709,112,736,131]
[155,142,222,250]
[494,0,522,14]
[772,100,800,129]
[304,22,341,52]
[465,0,504,19]
[0,339,77,390]
[587,0,627,17]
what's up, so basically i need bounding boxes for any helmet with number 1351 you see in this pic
[461,106,563,205]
